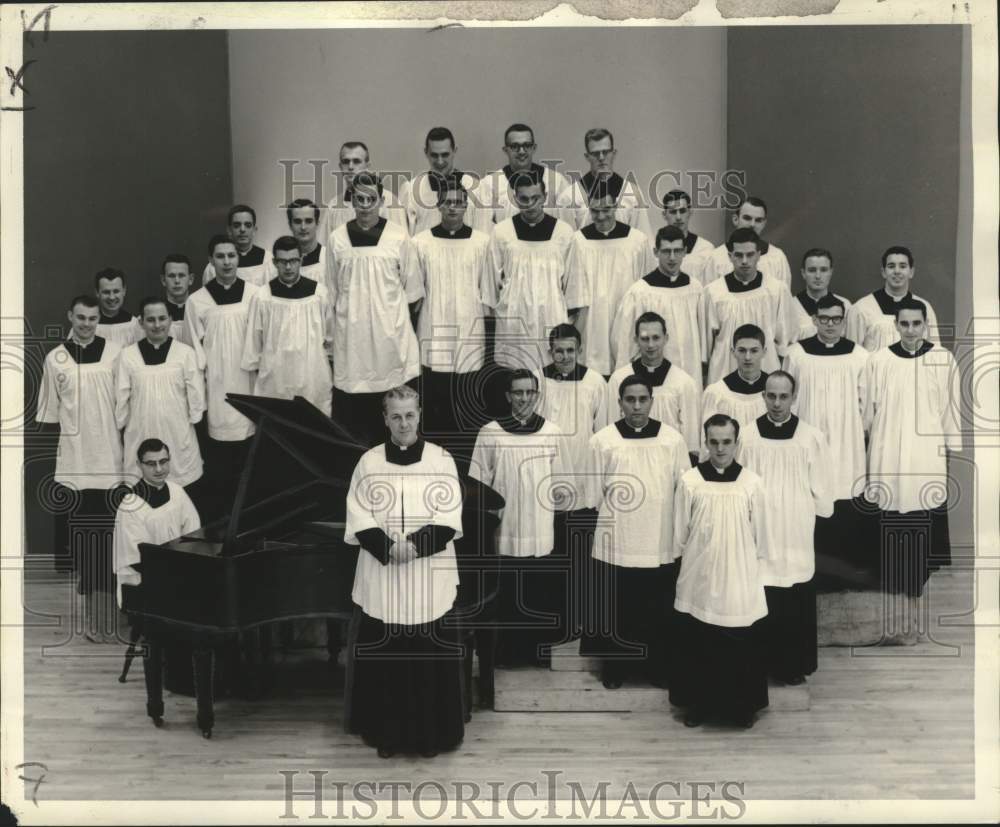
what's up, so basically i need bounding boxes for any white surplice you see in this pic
[606,361,700,455]
[846,290,941,353]
[701,241,793,289]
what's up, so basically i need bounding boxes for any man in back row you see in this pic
[322,140,407,239]
[700,196,792,288]
[202,205,271,286]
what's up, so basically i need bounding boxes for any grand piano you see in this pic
[124,393,503,738]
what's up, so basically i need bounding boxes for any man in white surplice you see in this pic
[700,196,793,289]
[94,267,142,348]
[791,248,853,341]
[160,254,194,344]
[651,189,717,285]
[201,204,271,287]
[320,141,407,240]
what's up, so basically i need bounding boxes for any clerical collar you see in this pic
[543,362,587,382]
[615,418,662,440]
[269,276,318,299]
[166,300,186,321]
[643,269,690,288]
[581,221,631,241]
[581,171,624,200]
[697,460,743,482]
[631,358,670,387]
[239,245,266,267]
[347,217,387,247]
[796,290,827,317]
[138,337,173,365]
[64,336,106,364]
[205,276,246,306]
[723,370,768,395]
[757,413,799,440]
[512,212,557,242]
[302,243,322,266]
[498,413,545,434]
[99,308,135,325]
[798,334,855,356]
[385,437,425,466]
[683,232,700,254]
[873,287,912,315]
[133,479,170,508]
[725,271,764,293]
[889,340,934,359]
[503,163,545,186]
[431,223,473,240]
[427,170,466,192]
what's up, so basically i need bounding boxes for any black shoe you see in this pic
[377,747,395,759]
[733,712,755,729]
[602,677,623,690]
[683,709,704,728]
[783,674,806,686]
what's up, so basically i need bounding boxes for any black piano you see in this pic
[124,393,504,738]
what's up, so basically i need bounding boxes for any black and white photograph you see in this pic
[1,1,997,823]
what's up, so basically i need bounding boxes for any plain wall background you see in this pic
[23,31,234,556]
[228,27,729,247]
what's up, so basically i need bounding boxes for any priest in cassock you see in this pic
[407,176,492,466]
[484,172,575,376]
[702,228,794,385]
[700,324,769,435]
[286,199,326,282]
[670,414,770,729]
[321,141,407,240]
[38,294,125,641]
[184,234,263,520]
[160,254,194,344]
[864,299,959,634]
[791,249,853,341]
[564,180,653,378]
[325,172,423,446]
[611,225,706,393]
[783,295,871,586]
[94,268,142,347]
[737,372,833,685]
[202,205,271,287]
[343,385,466,759]
[582,374,689,689]
[700,196,793,288]
[607,312,699,463]
[243,236,334,416]
[846,246,941,353]
[656,189,715,284]
[469,369,572,667]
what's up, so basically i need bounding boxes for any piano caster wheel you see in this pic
[118,675,127,684]
[152,716,164,728]
[201,729,212,739]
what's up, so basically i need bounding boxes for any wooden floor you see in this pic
[20,568,974,801]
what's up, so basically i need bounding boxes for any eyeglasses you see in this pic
[505,142,535,152]
[140,459,170,468]
[815,315,845,325]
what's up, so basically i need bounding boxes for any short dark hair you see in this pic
[738,195,768,215]
[286,198,319,223]
[435,175,468,206]
[766,370,797,394]
[882,245,914,268]
[584,127,614,150]
[227,204,257,225]
[138,295,168,319]
[137,437,169,461]
[587,179,618,204]
[895,297,927,319]
[504,123,534,145]
[634,311,667,337]
[506,368,539,393]
[94,267,126,290]
[617,373,652,400]
[352,171,384,197]
[272,235,299,256]
[161,253,190,273]
[340,141,370,161]
[703,413,740,440]
[801,247,833,268]
[548,323,581,348]
[425,126,455,150]
[732,324,765,347]
[208,234,237,256]
[726,227,763,252]
[68,294,99,312]
[815,294,846,314]
[662,189,692,208]
[511,169,545,194]
[655,225,685,248]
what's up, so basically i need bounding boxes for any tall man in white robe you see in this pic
[325,172,423,446]
[407,177,492,466]
[117,297,205,507]
[94,268,142,347]
[243,236,335,416]
[701,324,770,434]
[864,299,959,637]
[38,294,125,641]
[670,414,769,729]
[474,123,575,232]
[564,181,653,378]
[184,235,263,520]
[655,189,716,284]
[398,127,483,238]
[469,369,572,667]
[562,128,652,233]
[703,227,794,385]
[607,312,700,463]
[321,141,407,239]
[612,225,706,392]
[700,196,793,288]
[737,371,833,685]
[846,245,941,352]
[484,173,575,381]
[160,254,194,345]
[582,374,688,689]
[286,198,326,282]
[783,295,871,588]
[202,204,271,287]
[792,248,853,341]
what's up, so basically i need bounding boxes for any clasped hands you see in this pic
[388,536,418,565]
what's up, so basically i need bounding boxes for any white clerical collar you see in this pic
[216,276,239,289]
[900,340,923,354]
[632,423,649,433]
[821,338,840,348]
[69,334,95,347]
[146,339,169,349]
[767,415,791,426]
[711,463,729,474]
[167,298,186,307]
[640,360,664,372]
[658,269,681,282]
[279,275,302,288]
[596,224,616,236]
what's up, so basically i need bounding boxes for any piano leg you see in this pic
[326,619,342,667]
[462,636,474,723]
[474,627,497,710]
[142,631,165,727]
[192,645,216,738]
[118,617,143,683]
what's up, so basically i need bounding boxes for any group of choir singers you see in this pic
[37,124,960,757]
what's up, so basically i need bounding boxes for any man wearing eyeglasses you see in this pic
[783,295,871,588]
[791,249,853,341]
[473,123,575,231]
[242,236,335,416]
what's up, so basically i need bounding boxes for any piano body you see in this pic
[125,393,503,737]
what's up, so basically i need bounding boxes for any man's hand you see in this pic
[389,540,418,565]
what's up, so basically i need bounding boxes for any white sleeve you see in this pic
[670,477,692,562]
[37,356,60,424]
[751,478,769,561]
[468,431,494,487]
[115,353,132,430]
[845,302,866,348]
[182,297,207,371]
[678,378,701,455]
[183,349,206,425]
[400,238,425,304]
[563,237,590,310]
[809,431,835,519]
[343,455,380,545]
[241,293,264,373]
[202,261,215,286]
[429,451,465,539]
